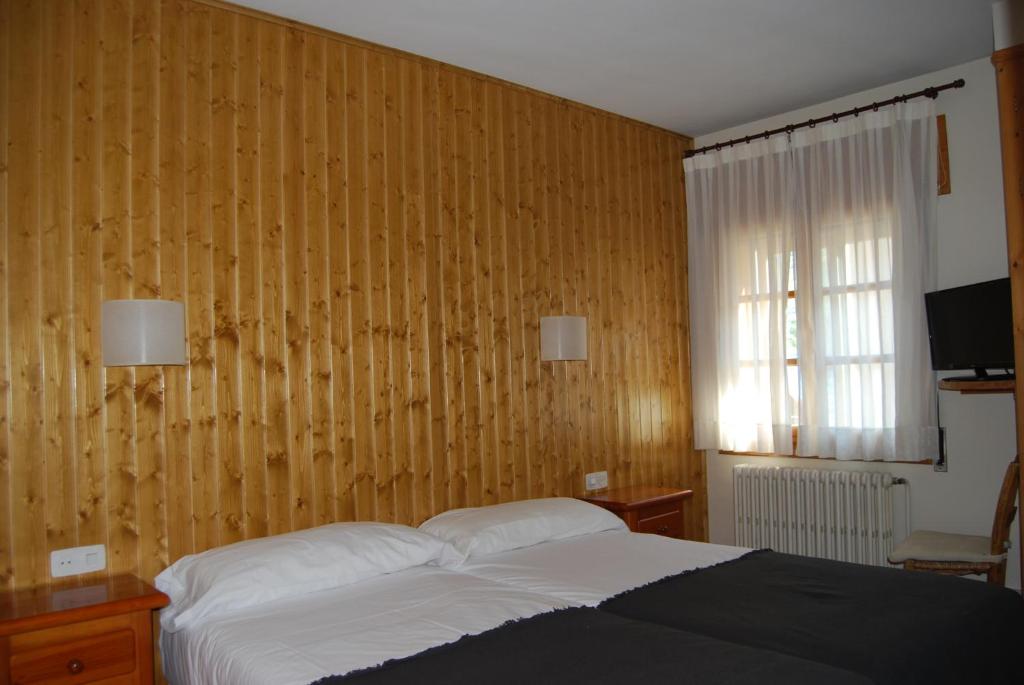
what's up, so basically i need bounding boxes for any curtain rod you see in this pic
[684,78,965,159]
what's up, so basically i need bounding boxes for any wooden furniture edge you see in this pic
[938,378,1016,394]
[191,0,693,144]
[0,580,169,637]
[583,488,694,512]
[991,40,1024,600]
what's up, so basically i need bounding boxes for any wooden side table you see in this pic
[582,485,693,539]
[0,574,169,684]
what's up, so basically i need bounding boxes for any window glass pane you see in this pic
[819,234,893,288]
[786,296,797,359]
[822,361,895,429]
[786,365,800,425]
[738,302,754,360]
[879,288,894,353]
[876,236,893,282]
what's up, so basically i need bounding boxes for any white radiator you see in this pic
[733,465,905,567]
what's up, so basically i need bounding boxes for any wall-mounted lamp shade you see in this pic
[102,299,187,366]
[540,316,587,361]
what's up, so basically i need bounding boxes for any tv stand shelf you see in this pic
[938,378,1015,394]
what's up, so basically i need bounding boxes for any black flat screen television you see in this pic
[924,277,1014,380]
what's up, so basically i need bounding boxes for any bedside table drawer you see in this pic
[0,575,167,685]
[582,486,693,540]
[636,508,683,538]
[10,627,136,684]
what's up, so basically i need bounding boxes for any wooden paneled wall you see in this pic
[0,0,701,589]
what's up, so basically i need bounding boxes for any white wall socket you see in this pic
[585,470,608,491]
[50,544,106,578]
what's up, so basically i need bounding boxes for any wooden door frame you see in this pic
[993,44,1024,583]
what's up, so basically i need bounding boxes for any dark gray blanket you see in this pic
[600,550,1024,684]
[314,606,870,684]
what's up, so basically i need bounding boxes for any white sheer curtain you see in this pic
[686,101,939,461]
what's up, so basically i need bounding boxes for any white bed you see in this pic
[451,529,749,605]
[157,499,1024,685]
[161,565,571,685]
[158,503,752,684]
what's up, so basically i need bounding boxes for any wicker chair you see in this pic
[888,455,1019,586]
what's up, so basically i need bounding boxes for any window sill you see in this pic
[718,450,933,466]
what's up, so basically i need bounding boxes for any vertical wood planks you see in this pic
[210,4,243,548]
[258,20,290,535]
[40,0,77,567]
[101,0,139,576]
[0,0,13,589]
[403,60,433,524]
[503,88,528,503]
[158,0,193,563]
[235,11,268,540]
[305,33,336,528]
[326,40,355,523]
[8,0,46,587]
[283,26,312,532]
[489,83,513,505]
[184,0,218,555]
[421,63,449,518]
[344,44,377,522]
[130,0,167,579]
[438,67,465,511]
[1,0,705,588]
[385,55,412,525]
[366,50,394,522]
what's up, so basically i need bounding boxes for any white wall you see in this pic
[694,57,1021,590]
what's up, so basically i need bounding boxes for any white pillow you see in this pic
[420,497,627,564]
[155,522,454,632]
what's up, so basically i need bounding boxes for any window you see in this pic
[720,209,908,459]
[686,103,938,462]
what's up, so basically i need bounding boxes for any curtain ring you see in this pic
[763,131,770,140]
[872,102,879,111]
[808,119,816,129]
[832,113,839,123]
[715,143,721,151]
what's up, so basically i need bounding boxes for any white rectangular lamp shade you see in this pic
[540,315,587,361]
[102,299,187,366]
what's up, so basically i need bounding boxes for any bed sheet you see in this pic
[452,529,749,605]
[161,565,571,685]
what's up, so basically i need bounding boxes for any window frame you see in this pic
[722,286,931,465]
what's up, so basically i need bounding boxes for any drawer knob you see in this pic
[67,658,85,675]
[657,525,669,533]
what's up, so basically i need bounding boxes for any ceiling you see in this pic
[230,0,995,136]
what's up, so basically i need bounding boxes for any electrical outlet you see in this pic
[50,544,106,578]
[585,470,608,491]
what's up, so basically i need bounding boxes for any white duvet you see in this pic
[161,529,751,684]
[453,529,750,606]
[161,565,570,685]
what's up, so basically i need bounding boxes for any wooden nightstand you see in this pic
[582,486,693,539]
[0,574,169,684]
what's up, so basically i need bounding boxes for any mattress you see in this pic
[160,565,571,685]
[453,529,749,605]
